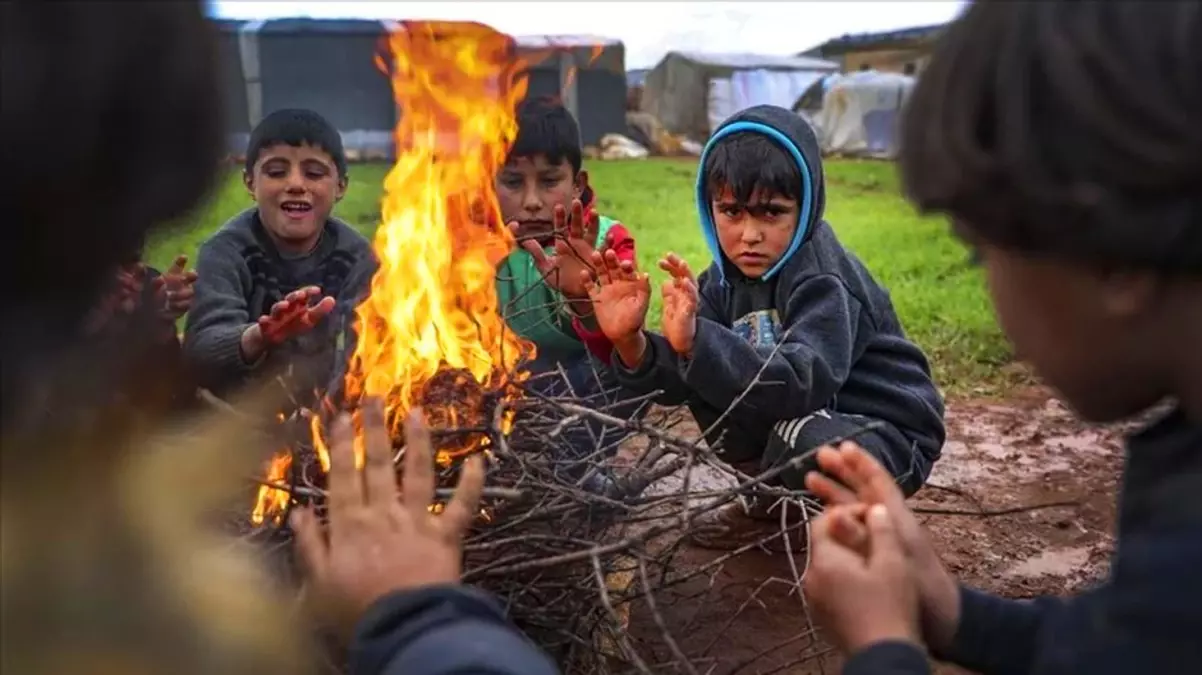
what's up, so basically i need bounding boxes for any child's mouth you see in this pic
[281,201,313,219]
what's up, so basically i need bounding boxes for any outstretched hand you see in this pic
[291,399,486,637]
[258,286,336,346]
[805,443,961,653]
[152,254,198,322]
[510,199,601,301]
[804,503,922,654]
[658,252,699,356]
[584,248,651,367]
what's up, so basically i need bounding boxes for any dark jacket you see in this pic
[844,407,1202,675]
[350,585,559,675]
[614,105,945,465]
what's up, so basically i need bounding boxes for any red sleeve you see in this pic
[573,222,636,364]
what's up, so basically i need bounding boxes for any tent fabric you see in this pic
[642,51,839,141]
[211,19,627,156]
[808,71,915,158]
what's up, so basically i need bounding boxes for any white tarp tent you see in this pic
[804,70,916,158]
[641,51,839,141]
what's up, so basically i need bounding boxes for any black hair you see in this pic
[1,0,223,427]
[702,132,803,206]
[245,108,348,177]
[508,96,583,173]
[900,0,1202,274]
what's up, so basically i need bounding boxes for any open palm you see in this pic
[659,253,699,355]
[585,249,650,343]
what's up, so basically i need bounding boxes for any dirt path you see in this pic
[622,387,1125,674]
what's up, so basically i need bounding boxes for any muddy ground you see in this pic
[619,387,1125,674]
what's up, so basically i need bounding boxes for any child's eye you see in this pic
[720,206,742,218]
[540,177,562,189]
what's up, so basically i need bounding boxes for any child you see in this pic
[184,109,375,401]
[495,97,644,481]
[801,2,1202,673]
[587,105,945,549]
[82,250,198,414]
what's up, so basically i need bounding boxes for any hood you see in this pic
[695,104,826,283]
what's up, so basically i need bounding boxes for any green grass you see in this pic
[150,159,1019,396]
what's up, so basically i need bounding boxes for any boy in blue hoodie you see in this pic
[586,105,945,550]
[800,2,1202,674]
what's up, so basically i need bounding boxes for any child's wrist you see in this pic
[613,332,648,369]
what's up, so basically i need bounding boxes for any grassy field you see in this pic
[148,158,1017,396]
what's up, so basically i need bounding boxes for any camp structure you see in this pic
[798,70,916,159]
[214,19,628,158]
[640,51,839,141]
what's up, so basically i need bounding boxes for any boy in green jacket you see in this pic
[495,97,642,489]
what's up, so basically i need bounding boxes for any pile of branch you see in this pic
[223,356,883,675]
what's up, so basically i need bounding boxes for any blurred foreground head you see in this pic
[1,0,221,428]
[1,3,305,674]
[900,1,1202,422]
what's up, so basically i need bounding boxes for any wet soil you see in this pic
[620,386,1126,674]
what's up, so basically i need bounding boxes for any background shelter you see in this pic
[214,20,629,158]
[801,70,915,158]
[640,51,838,141]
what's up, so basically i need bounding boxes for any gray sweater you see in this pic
[183,208,375,399]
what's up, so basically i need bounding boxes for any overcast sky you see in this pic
[209,1,969,69]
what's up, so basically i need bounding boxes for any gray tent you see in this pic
[215,21,628,157]
[641,51,840,141]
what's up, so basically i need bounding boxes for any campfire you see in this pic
[231,19,873,675]
[250,20,533,528]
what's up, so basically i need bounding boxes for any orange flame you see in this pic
[251,21,534,526]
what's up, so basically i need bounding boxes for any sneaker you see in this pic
[688,497,810,553]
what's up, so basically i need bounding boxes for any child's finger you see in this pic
[520,239,554,273]
[441,453,485,539]
[583,208,599,246]
[183,270,199,283]
[804,469,858,506]
[401,407,437,517]
[568,200,585,240]
[617,259,637,282]
[325,413,363,515]
[828,503,871,555]
[289,508,330,582]
[865,504,907,567]
[168,254,189,276]
[552,203,568,234]
[360,398,397,508]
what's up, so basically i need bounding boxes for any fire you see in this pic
[250,21,535,526]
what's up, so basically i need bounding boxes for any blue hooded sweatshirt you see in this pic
[614,105,945,478]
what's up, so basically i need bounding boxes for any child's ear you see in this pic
[573,169,589,199]
[242,171,254,199]
[335,175,348,202]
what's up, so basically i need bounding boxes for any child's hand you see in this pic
[511,200,599,301]
[584,248,651,367]
[805,444,961,653]
[114,263,147,315]
[658,253,699,356]
[291,400,485,637]
[152,254,199,322]
[805,503,923,654]
[258,286,337,346]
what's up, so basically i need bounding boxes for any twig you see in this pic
[913,499,1080,517]
[251,478,524,502]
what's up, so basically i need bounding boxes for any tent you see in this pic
[214,20,628,157]
[513,35,628,146]
[803,70,915,158]
[641,51,839,140]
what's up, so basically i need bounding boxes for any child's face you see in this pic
[972,238,1166,423]
[244,142,346,249]
[496,154,583,244]
[711,186,799,278]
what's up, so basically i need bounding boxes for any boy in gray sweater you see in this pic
[184,109,374,400]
